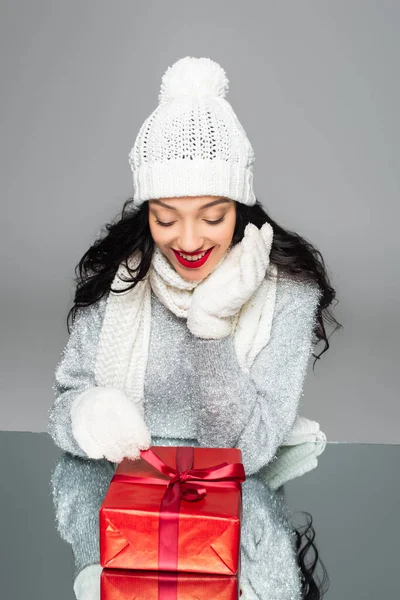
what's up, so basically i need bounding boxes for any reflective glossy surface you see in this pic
[1,432,399,599]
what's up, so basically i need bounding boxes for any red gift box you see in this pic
[100,446,245,575]
[100,568,241,600]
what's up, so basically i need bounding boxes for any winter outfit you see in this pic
[47,57,327,600]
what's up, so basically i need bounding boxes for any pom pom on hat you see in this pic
[158,56,229,105]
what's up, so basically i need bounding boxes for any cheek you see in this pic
[217,216,236,246]
[149,223,168,246]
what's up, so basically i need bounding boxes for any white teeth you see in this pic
[178,250,207,261]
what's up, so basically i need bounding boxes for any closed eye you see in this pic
[155,216,225,227]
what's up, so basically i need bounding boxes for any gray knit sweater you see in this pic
[48,275,321,475]
[48,274,321,599]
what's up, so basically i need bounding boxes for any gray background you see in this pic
[1,1,399,442]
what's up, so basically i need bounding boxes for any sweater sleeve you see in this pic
[192,278,322,476]
[47,296,108,457]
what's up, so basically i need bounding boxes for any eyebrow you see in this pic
[150,198,232,211]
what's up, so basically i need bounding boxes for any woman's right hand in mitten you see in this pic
[70,386,151,463]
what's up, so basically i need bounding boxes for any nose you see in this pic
[176,223,206,254]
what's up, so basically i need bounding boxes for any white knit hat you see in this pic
[128,56,257,208]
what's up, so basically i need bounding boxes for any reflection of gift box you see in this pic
[100,446,245,575]
[100,568,241,600]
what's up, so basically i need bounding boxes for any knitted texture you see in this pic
[128,56,257,206]
[94,244,202,412]
[94,259,152,418]
[94,239,278,416]
[259,435,327,491]
[70,386,151,463]
[48,272,324,475]
[187,222,274,341]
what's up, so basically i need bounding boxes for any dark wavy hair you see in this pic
[68,196,341,370]
[67,196,339,599]
[292,510,331,599]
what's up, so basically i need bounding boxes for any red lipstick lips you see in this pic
[172,247,214,268]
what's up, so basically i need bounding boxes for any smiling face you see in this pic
[148,196,237,281]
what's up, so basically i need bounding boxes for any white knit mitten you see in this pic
[70,386,151,463]
[73,563,102,600]
[187,222,274,339]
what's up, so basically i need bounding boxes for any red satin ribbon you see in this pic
[111,446,245,600]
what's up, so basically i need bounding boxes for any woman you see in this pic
[48,56,337,599]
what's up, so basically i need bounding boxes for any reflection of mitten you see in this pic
[70,386,151,463]
[260,420,327,491]
[73,563,101,600]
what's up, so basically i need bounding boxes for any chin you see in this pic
[180,269,209,282]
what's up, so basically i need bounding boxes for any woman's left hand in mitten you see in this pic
[186,221,274,339]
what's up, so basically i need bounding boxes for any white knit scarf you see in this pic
[94,244,278,417]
